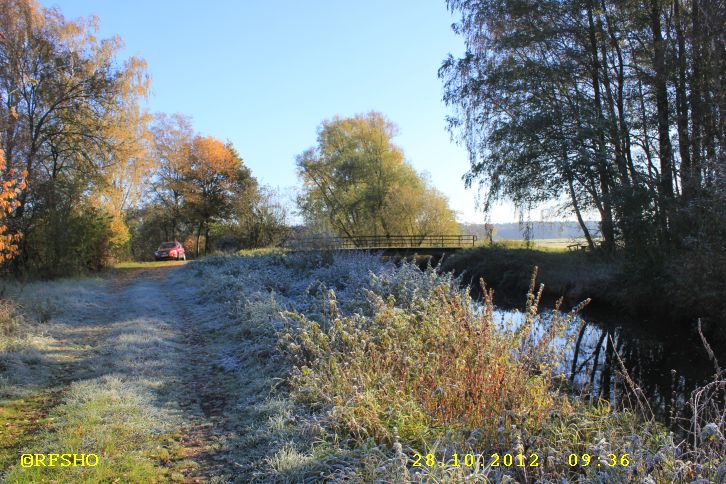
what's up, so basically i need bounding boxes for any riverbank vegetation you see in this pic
[441,0,726,334]
[442,242,726,342]
[192,251,725,482]
[441,245,615,310]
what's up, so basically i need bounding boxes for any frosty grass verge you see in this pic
[192,251,726,483]
[2,276,183,482]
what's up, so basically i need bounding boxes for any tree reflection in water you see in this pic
[494,307,722,426]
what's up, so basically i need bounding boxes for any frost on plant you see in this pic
[191,252,726,483]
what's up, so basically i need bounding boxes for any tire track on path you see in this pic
[155,267,242,482]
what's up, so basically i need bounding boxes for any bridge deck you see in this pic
[283,234,477,251]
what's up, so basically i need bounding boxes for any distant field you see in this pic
[485,238,592,252]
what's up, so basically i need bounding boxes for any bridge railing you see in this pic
[284,234,477,250]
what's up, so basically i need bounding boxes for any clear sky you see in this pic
[40,0,529,223]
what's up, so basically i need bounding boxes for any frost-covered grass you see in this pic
[191,251,725,482]
[3,376,176,483]
[0,298,56,400]
[1,275,188,483]
[0,278,108,396]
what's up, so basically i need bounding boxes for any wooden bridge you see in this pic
[283,234,477,255]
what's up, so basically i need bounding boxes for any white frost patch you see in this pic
[218,355,240,372]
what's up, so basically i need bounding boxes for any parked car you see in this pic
[154,241,186,261]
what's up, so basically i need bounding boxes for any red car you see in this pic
[154,241,186,261]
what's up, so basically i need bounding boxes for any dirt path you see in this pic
[2,264,247,482]
[103,264,244,481]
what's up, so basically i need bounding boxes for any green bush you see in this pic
[22,205,114,278]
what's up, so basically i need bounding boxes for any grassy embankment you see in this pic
[2,253,723,481]
[191,251,725,482]
[440,240,726,342]
[440,241,617,311]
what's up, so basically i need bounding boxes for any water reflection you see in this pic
[488,306,721,422]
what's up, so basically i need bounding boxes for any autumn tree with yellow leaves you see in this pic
[182,137,256,257]
[128,118,286,259]
[1,0,152,274]
[297,112,460,238]
[0,0,284,271]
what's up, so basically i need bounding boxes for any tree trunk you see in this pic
[567,175,595,250]
[650,0,675,240]
[690,0,704,191]
[599,171,616,250]
[674,0,694,200]
[204,226,210,256]
[587,0,615,251]
[196,223,203,259]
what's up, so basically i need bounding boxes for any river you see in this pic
[488,305,723,425]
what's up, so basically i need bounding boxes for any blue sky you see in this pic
[41,0,527,223]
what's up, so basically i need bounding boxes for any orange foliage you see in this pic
[0,149,26,263]
[182,235,202,256]
[182,136,242,217]
[187,136,239,179]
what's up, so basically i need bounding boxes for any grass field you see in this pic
[112,259,188,270]
[486,238,596,252]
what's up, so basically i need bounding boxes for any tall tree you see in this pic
[1,0,150,273]
[297,112,460,238]
[182,136,254,257]
[150,113,194,240]
[440,0,724,252]
[235,185,290,249]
